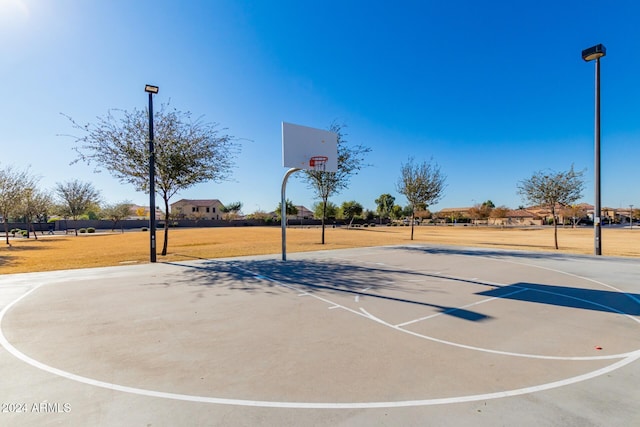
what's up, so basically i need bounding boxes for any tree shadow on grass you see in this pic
[0,244,55,271]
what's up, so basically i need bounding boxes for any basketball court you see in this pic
[1,244,639,426]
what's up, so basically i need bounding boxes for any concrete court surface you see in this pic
[0,244,639,426]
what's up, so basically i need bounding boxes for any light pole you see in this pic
[145,84,159,262]
[582,44,606,256]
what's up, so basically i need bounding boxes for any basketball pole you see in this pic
[281,167,300,261]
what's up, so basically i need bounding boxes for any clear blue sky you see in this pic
[2,0,639,214]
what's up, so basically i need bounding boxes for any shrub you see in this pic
[21,230,28,237]
[78,228,87,233]
[87,227,96,233]
[141,227,149,232]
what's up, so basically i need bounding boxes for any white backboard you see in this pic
[282,122,338,172]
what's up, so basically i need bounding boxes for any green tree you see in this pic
[374,193,395,223]
[276,199,298,225]
[363,209,375,222]
[313,201,338,221]
[302,122,370,244]
[341,200,363,226]
[390,204,403,220]
[221,201,243,221]
[102,201,134,232]
[66,103,238,255]
[85,202,102,220]
[517,165,585,249]
[401,205,414,218]
[396,157,447,240]
[55,180,101,235]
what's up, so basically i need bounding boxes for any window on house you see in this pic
[192,207,196,212]
[206,207,210,213]
[212,207,216,212]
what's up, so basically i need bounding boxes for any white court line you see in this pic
[499,258,640,307]
[2,255,640,409]
[395,288,529,327]
[355,287,371,303]
[320,254,640,360]
[240,264,637,361]
[2,282,639,409]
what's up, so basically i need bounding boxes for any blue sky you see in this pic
[1,0,639,214]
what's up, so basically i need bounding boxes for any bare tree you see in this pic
[396,157,446,240]
[303,122,370,244]
[0,165,36,244]
[489,206,510,225]
[65,104,238,255]
[517,165,585,249]
[561,204,587,228]
[102,201,134,232]
[17,186,52,239]
[468,200,495,226]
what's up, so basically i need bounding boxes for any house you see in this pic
[503,209,540,226]
[294,205,314,220]
[170,199,225,220]
[269,205,314,221]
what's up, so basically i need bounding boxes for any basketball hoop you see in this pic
[309,156,329,171]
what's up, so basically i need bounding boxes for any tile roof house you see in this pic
[503,209,541,226]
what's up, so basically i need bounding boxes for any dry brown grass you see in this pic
[1,225,639,274]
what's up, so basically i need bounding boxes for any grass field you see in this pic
[1,225,639,274]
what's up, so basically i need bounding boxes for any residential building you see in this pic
[502,209,540,226]
[294,205,314,220]
[170,199,225,220]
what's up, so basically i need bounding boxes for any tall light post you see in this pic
[582,44,606,256]
[145,84,159,263]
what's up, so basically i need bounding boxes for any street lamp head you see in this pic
[582,44,606,62]
[144,84,159,94]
